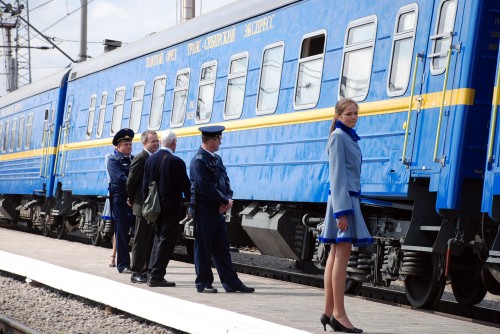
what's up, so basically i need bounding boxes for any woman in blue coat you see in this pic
[319,98,372,333]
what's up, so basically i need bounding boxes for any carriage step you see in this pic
[419,225,441,232]
[401,245,433,252]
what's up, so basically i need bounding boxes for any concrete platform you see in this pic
[0,227,497,334]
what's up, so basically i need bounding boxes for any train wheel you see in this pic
[42,215,52,237]
[90,219,103,246]
[404,253,445,309]
[481,265,500,295]
[450,250,487,306]
[345,279,363,295]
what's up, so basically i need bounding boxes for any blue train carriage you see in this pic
[46,0,300,244]
[482,38,500,296]
[0,69,69,234]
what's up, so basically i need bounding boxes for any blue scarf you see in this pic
[336,120,360,141]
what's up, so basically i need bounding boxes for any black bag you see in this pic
[142,154,166,223]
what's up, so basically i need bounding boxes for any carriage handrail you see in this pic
[402,52,424,166]
[53,126,62,175]
[433,47,454,163]
[487,58,500,163]
[38,130,46,177]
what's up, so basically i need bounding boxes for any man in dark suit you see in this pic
[126,130,159,283]
[189,126,254,293]
[142,130,191,287]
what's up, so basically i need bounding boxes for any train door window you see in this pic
[111,87,126,135]
[196,61,217,124]
[430,0,457,75]
[149,76,166,130]
[257,42,284,115]
[224,53,248,120]
[294,31,326,109]
[86,94,97,139]
[339,16,377,101]
[96,92,108,138]
[2,121,9,153]
[0,122,3,152]
[10,119,16,152]
[171,69,190,128]
[129,82,145,133]
[17,116,25,150]
[387,4,418,97]
[25,114,33,149]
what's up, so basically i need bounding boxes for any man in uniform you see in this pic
[189,125,255,293]
[107,128,135,273]
[142,130,191,287]
[126,130,159,283]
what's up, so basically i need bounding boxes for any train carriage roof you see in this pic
[69,0,299,81]
[0,69,70,109]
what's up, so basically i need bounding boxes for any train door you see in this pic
[39,107,53,179]
[56,97,72,178]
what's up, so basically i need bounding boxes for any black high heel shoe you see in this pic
[320,314,337,331]
[330,316,363,333]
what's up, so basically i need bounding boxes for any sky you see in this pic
[0,0,238,96]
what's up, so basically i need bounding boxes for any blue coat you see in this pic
[107,151,133,199]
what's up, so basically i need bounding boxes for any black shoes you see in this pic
[131,273,147,284]
[320,314,335,331]
[330,316,363,333]
[147,278,176,287]
[119,267,133,274]
[226,284,255,293]
[197,285,218,293]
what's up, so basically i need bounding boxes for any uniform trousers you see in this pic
[112,196,134,272]
[131,216,154,274]
[194,203,242,291]
[148,209,180,280]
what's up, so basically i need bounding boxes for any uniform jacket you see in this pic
[142,149,191,215]
[107,151,133,199]
[126,149,149,216]
[328,122,362,218]
[190,146,233,210]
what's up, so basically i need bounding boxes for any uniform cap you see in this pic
[112,128,134,146]
[198,125,225,137]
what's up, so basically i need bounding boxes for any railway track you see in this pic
[6,223,500,328]
[0,314,38,334]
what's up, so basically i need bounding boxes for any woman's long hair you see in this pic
[329,98,358,134]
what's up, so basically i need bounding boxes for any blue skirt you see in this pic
[318,195,373,246]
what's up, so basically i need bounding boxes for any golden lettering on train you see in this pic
[166,49,177,62]
[495,17,500,25]
[1,103,22,117]
[244,14,275,38]
[491,31,500,38]
[204,28,236,51]
[145,52,164,68]
[489,43,498,51]
[188,40,201,55]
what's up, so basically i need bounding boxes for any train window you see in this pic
[340,16,377,101]
[171,69,190,128]
[149,76,166,130]
[294,31,325,109]
[387,4,418,96]
[17,116,25,150]
[224,53,249,120]
[129,82,145,133]
[196,61,217,124]
[25,114,33,149]
[2,121,9,153]
[10,119,16,152]
[257,43,284,115]
[111,87,126,135]
[96,92,108,138]
[86,94,97,139]
[430,0,457,75]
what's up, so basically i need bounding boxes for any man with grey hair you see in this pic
[142,130,191,287]
[126,130,159,283]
